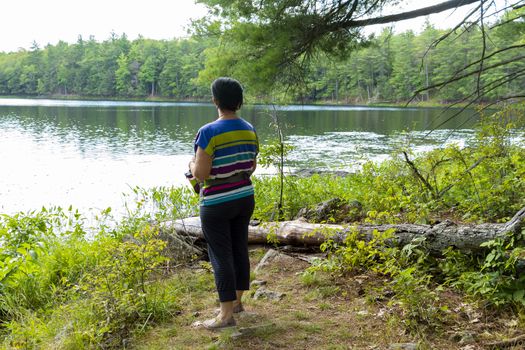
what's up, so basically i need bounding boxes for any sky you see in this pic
[0,0,491,53]
[0,0,208,53]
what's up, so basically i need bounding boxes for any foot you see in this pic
[233,303,245,313]
[215,303,245,315]
[192,316,236,330]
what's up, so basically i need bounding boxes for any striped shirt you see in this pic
[194,118,258,206]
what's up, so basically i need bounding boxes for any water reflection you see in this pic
[0,99,479,214]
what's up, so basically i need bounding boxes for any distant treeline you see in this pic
[0,18,523,103]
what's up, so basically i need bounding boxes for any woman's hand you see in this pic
[190,147,212,182]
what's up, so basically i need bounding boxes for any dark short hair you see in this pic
[211,77,244,111]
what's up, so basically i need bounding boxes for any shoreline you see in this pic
[0,94,495,109]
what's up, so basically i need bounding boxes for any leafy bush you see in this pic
[0,187,196,349]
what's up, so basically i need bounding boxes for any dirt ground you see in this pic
[134,247,524,350]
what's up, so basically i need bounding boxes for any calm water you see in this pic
[0,99,478,214]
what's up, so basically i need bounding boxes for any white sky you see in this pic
[0,0,208,53]
[0,0,498,53]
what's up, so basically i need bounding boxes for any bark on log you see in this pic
[164,206,525,255]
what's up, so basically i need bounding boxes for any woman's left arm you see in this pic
[190,146,212,182]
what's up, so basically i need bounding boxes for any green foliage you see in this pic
[0,34,209,99]
[194,2,525,103]
[0,185,201,349]
[441,228,525,307]
[60,227,173,348]
[307,227,447,333]
[314,228,397,274]
[257,140,295,170]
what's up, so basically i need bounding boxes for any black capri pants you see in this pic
[200,195,255,302]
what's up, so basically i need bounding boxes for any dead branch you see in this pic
[403,151,436,197]
[486,334,525,349]
[338,0,482,29]
[165,204,525,255]
[424,67,525,134]
[477,2,488,97]
[413,54,525,97]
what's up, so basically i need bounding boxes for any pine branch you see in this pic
[337,0,482,29]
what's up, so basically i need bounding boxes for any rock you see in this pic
[295,198,363,223]
[251,280,267,287]
[459,346,477,350]
[450,331,476,345]
[253,287,285,301]
[389,343,418,350]
[272,251,303,266]
[340,199,364,223]
[254,249,280,274]
[458,332,476,345]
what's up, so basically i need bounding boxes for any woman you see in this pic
[189,77,258,329]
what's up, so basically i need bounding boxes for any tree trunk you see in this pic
[164,206,525,255]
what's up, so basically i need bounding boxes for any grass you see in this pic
[131,247,524,350]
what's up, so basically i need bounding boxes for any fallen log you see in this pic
[163,205,525,255]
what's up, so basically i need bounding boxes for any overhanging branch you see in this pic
[336,0,482,29]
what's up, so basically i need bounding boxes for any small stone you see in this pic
[458,332,476,345]
[253,287,285,301]
[450,331,476,345]
[251,280,267,287]
[459,346,476,350]
[389,343,417,350]
[376,308,388,318]
[357,310,369,316]
[254,249,279,274]
[354,275,369,284]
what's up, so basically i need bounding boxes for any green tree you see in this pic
[115,53,132,96]
[194,0,485,94]
[414,21,440,101]
[389,31,421,101]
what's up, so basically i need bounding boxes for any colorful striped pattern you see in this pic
[194,118,258,206]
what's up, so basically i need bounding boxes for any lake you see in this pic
[0,98,478,215]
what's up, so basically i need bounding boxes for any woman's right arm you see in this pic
[190,146,212,182]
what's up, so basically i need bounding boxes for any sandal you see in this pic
[192,317,236,330]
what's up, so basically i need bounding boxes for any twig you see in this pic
[452,44,525,75]
[486,334,525,349]
[477,1,488,98]
[490,13,525,29]
[139,313,153,333]
[412,54,525,97]
[425,67,525,135]
[403,151,436,197]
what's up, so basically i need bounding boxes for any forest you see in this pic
[0,7,523,104]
